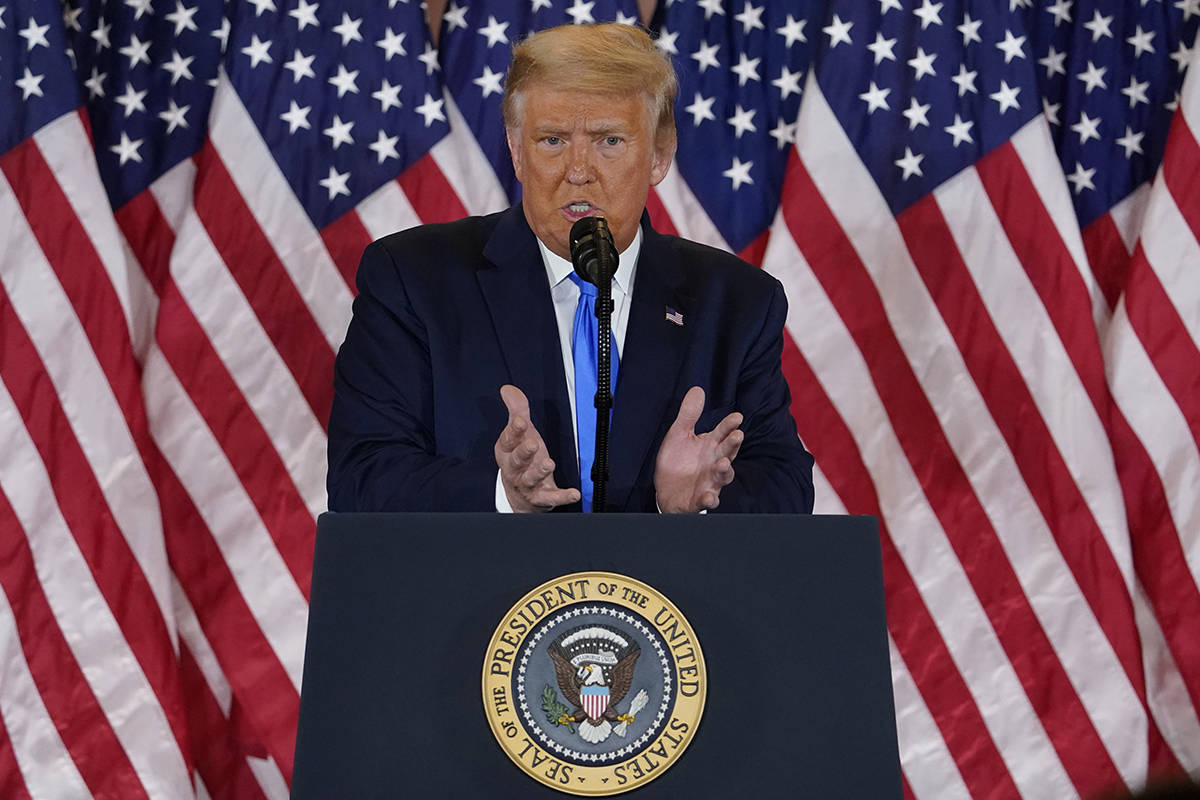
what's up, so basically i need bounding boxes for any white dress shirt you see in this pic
[495,228,642,511]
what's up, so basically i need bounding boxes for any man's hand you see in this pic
[496,385,581,513]
[654,386,744,513]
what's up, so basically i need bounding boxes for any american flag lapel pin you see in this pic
[665,306,684,326]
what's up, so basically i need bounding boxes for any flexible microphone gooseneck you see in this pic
[569,217,618,513]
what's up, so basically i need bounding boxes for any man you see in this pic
[327,23,814,514]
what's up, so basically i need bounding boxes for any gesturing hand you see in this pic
[495,385,581,513]
[654,386,744,513]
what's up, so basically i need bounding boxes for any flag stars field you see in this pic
[120,34,152,67]
[722,156,753,189]
[566,0,597,25]
[63,5,83,32]
[824,15,853,48]
[376,28,407,60]
[990,80,1021,113]
[289,0,319,30]
[894,146,924,179]
[415,92,445,126]
[162,50,194,84]
[691,39,720,72]
[1040,46,1067,77]
[995,29,1025,62]
[957,12,982,44]
[15,66,44,99]
[1066,161,1097,193]
[477,15,509,48]
[19,17,49,50]
[913,0,943,29]
[319,165,350,198]
[860,81,891,113]
[727,104,757,138]
[241,35,272,68]
[280,101,312,133]
[1076,60,1107,94]
[331,13,363,46]
[868,32,898,65]
[473,65,504,98]
[730,52,760,85]
[442,2,468,33]
[685,92,716,126]
[734,2,764,35]
[654,27,679,55]
[158,99,189,133]
[1046,0,1072,27]
[284,49,316,83]
[908,48,937,80]
[165,1,198,35]
[372,79,403,111]
[776,14,806,47]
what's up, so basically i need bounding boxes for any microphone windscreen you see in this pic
[569,217,617,285]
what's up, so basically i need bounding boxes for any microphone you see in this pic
[569,216,618,286]
[567,216,618,513]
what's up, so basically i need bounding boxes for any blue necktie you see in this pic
[568,273,618,512]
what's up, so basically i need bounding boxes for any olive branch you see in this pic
[542,685,575,733]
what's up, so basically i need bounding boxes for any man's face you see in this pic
[507,85,673,261]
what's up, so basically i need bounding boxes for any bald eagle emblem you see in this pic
[543,624,649,744]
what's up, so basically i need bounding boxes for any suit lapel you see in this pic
[608,218,691,511]
[478,206,579,501]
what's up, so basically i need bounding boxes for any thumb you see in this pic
[670,386,706,432]
[500,384,531,420]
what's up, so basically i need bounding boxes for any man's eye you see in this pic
[544,136,562,146]
[604,136,621,146]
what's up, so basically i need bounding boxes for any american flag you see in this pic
[1,0,1198,795]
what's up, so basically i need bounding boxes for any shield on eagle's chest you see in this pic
[581,685,609,721]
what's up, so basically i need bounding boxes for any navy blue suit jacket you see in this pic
[327,205,814,513]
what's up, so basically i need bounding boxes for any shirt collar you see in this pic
[537,224,641,295]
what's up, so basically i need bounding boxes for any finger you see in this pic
[531,486,581,509]
[712,456,735,487]
[726,433,743,465]
[520,458,555,489]
[715,428,744,463]
[511,437,539,469]
[698,489,719,511]
[500,384,532,420]
[670,386,706,432]
[707,411,744,441]
[496,415,527,452]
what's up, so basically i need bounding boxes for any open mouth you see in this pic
[562,202,598,221]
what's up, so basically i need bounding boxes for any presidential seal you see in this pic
[482,572,706,796]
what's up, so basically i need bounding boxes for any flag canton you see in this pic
[56,0,224,210]
[654,0,812,253]
[815,0,1040,216]
[438,0,642,203]
[1019,0,1199,228]
[227,0,446,229]
[1,0,85,156]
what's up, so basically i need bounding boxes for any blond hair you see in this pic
[501,23,678,150]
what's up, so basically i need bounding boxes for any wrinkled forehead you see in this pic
[508,86,658,133]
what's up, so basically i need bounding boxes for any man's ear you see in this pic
[506,127,524,183]
[649,138,675,187]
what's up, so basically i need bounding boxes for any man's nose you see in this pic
[566,143,595,184]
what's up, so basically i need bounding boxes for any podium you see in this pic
[292,513,901,798]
